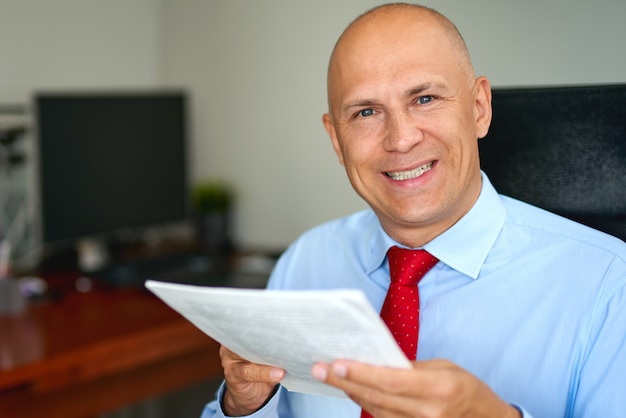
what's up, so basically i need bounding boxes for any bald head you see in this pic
[327,3,475,113]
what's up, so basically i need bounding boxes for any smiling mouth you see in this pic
[386,161,433,181]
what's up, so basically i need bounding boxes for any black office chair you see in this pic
[479,84,626,242]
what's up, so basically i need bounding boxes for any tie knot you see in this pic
[387,246,439,286]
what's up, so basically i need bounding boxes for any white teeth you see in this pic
[386,161,433,180]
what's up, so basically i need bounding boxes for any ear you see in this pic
[473,76,492,139]
[322,113,345,166]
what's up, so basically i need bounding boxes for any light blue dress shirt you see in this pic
[203,173,626,418]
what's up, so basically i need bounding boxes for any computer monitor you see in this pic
[34,90,190,269]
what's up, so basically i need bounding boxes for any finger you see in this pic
[235,362,286,384]
[323,360,422,395]
[311,362,363,398]
[312,362,414,416]
[221,346,285,384]
[219,345,242,363]
[342,359,513,418]
[333,359,457,397]
[311,361,395,406]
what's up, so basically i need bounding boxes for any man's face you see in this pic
[323,15,492,246]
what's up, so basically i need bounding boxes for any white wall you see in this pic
[160,1,382,249]
[425,0,626,87]
[2,0,625,251]
[161,0,626,249]
[0,0,161,103]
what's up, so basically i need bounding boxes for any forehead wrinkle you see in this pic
[404,82,446,96]
[343,81,447,110]
[344,98,378,109]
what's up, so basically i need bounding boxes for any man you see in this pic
[203,3,626,417]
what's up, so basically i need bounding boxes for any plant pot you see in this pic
[195,212,233,255]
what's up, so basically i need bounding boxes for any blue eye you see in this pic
[418,95,434,104]
[359,108,375,117]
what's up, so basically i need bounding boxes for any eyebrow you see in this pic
[342,99,378,114]
[341,82,446,114]
[405,82,436,97]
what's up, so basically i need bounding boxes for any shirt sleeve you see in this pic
[200,382,283,418]
[571,277,626,416]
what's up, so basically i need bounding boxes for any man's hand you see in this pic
[220,346,286,416]
[312,359,521,418]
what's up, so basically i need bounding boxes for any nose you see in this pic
[383,110,424,152]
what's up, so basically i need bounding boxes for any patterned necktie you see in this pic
[361,246,439,418]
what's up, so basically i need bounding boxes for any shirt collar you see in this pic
[366,172,505,279]
[424,172,505,279]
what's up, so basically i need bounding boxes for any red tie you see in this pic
[361,246,438,418]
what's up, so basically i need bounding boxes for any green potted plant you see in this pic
[191,180,235,254]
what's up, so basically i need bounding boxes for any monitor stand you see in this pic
[76,238,110,272]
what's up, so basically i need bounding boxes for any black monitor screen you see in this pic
[35,91,189,244]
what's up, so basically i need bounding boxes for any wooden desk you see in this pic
[0,275,223,418]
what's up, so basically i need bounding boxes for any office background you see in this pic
[2,0,625,251]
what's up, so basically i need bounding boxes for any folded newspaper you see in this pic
[145,280,410,398]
